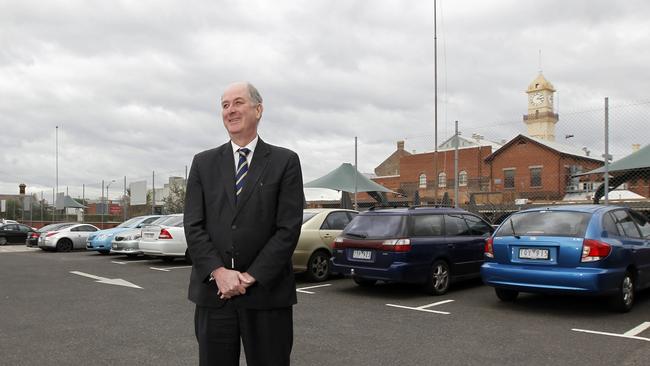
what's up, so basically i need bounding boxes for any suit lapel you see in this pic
[218,144,237,211]
[235,139,271,216]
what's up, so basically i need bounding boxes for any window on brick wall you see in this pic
[419,173,427,188]
[438,172,447,188]
[530,167,542,187]
[504,169,515,189]
[459,171,468,186]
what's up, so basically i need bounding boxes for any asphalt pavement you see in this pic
[1,248,649,365]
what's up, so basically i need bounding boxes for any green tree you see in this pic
[163,182,186,214]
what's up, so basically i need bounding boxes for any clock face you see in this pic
[547,94,553,104]
[531,92,544,105]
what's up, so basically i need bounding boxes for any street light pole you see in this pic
[106,179,116,222]
[55,125,58,222]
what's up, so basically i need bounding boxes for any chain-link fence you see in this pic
[350,98,650,222]
[0,168,188,228]
[3,99,649,227]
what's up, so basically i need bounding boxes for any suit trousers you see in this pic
[194,302,293,366]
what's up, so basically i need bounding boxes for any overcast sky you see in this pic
[1,0,648,201]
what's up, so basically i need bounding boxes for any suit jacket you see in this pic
[184,138,304,309]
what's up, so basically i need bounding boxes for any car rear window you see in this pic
[496,211,591,237]
[39,223,74,232]
[343,214,407,239]
[303,212,317,224]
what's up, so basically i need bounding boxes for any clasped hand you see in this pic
[212,267,256,299]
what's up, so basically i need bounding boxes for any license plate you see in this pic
[144,233,154,238]
[352,249,372,260]
[519,248,549,260]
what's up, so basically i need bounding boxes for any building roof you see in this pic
[485,134,603,162]
[62,195,86,208]
[581,144,650,175]
[527,72,556,92]
[437,134,503,151]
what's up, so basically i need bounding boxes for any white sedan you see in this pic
[138,214,189,263]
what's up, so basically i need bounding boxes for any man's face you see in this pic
[221,84,262,140]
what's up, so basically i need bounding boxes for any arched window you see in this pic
[459,171,468,187]
[418,173,427,188]
[438,172,447,188]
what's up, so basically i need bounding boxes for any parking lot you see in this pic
[1,247,649,366]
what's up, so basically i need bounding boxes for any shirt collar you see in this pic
[231,135,259,155]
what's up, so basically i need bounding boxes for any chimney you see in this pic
[632,144,640,153]
[397,140,405,151]
[19,183,26,195]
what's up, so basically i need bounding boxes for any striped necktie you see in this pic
[235,148,250,198]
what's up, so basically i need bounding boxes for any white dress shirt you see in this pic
[231,136,258,173]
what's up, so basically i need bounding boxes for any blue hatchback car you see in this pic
[481,205,650,312]
[86,215,162,254]
[330,207,494,295]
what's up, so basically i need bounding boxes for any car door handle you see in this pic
[323,234,333,238]
[448,244,455,248]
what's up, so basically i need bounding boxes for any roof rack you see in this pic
[367,203,410,211]
[408,204,456,210]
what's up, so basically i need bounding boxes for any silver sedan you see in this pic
[38,223,99,252]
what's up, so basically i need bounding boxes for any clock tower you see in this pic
[524,73,558,141]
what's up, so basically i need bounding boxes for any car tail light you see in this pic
[581,239,611,262]
[159,229,173,239]
[332,237,343,249]
[46,232,58,237]
[381,239,411,252]
[484,237,494,258]
[30,233,39,238]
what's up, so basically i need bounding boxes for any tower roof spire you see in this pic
[527,73,555,92]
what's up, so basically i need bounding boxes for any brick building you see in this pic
[366,72,616,205]
[373,135,500,204]
[484,134,603,202]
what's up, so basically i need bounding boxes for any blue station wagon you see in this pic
[330,207,494,295]
[481,205,650,312]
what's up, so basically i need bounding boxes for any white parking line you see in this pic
[623,322,650,336]
[149,265,192,272]
[572,322,650,342]
[296,284,332,294]
[386,299,455,315]
[111,259,160,265]
[0,246,40,253]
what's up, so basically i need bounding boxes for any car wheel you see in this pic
[306,250,331,282]
[184,249,192,264]
[162,257,175,263]
[352,275,376,287]
[99,250,110,255]
[0,237,8,245]
[56,238,73,252]
[495,288,519,302]
[610,271,635,313]
[424,260,450,295]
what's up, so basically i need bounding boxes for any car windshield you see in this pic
[343,214,407,239]
[38,223,74,232]
[303,212,318,224]
[496,211,591,237]
[116,217,142,228]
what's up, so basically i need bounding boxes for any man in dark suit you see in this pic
[184,81,304,366]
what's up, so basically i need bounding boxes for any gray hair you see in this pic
[246,82,263,104]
